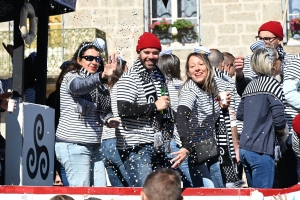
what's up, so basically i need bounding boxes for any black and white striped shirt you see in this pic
[177,77,236,151]
[102,85,118,141]
[167,78,184,146]
[56,70,108,144]
[116,63,167,149]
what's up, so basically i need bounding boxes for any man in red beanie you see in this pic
[115,32,174,187]
[292,113,300,183]
[234,20,300,187]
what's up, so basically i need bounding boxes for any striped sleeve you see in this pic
[66,72,103,95]
[117,72,157,117]
[178,84,197,110]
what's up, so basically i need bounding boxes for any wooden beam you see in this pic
[35,0,50,105]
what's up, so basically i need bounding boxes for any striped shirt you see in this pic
[214,67,243,136]
[167,78,184,146]
[116,62,167,150]
[102,85,118,141]
[243,52,297,135]
[177,77,236,148]
[56,70,108,144]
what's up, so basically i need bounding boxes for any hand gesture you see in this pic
[1,98,16,113]
[102,53,118,78]
[155,96,170,111]
[234,56,244,80]
[170,148,189,169]
[107,117,120,128]
[217,92,231,108]
[2,42,14,57]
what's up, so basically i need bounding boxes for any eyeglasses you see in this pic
[255,36,277,43]
[81,55,101,63]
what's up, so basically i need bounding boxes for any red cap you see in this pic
[258,21,284,40]
[292,113,300,138]
[136,32,161,53]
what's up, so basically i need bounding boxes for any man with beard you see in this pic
[234,21,298,188]
[116,32,173,187]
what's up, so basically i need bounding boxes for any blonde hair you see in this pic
[250,48,278,76]
[183,52,215,94]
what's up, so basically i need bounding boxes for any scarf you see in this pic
[75,68,112,124]
[242,75,285,105]
[132,59,174,141]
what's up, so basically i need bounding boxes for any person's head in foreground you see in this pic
[250,47,280,78]
[50,195,74,200]
[141,168,183,200]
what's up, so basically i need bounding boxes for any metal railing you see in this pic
[0,28,106,78]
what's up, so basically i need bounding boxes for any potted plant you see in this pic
[150,18,172,44]
[172,19,197,43]
[290,17,300,31]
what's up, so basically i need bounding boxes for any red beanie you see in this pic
[292,113,300,138]
[136,32,161,53]
[258,21,284,40]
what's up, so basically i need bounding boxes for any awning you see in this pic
[0,0,77,23]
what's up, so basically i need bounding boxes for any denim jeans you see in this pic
[188,152,215,188]
[119,143,170,187]
[240,148,275,188]
[296,156,300,183]
[55,142,106,186]
[102,138,131,187]
[207,157,225,188]
[167,140,193,187]
[282,134,298,187]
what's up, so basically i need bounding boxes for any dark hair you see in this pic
[142,168,182,200]
[182,52,215,94]
[107,59,127,88]
[50,195,74,200]
[157,54,181,81]
[208,48,224,68]
[58,41,101,84]
[24,55,36,91]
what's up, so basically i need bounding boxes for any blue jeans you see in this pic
[55,142,106,186]
[119,143,170,187]
[168,140,193,187]
[188,152,215,188]
[240,148,275,188]
[297,156,300,183]
[207,157,225,188]
[102,138,131,187]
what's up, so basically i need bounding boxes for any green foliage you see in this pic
[172,19,195,30]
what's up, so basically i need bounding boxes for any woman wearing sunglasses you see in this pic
[54,41,116,186]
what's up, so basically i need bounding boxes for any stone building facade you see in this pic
[0,0,299,78]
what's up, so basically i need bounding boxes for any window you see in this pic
[145,0,201,46]
[284,0,300,45]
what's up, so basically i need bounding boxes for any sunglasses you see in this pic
[81,55,101,63]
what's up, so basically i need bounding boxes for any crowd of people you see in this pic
[0,19,300,190]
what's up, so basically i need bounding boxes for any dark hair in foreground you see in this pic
[142,168,182,200]
[50,195,74,200]
[157,54,182,81]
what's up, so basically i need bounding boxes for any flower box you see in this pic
[177,28,197,43]
[152,29,172,44]
[290,21,300,31]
